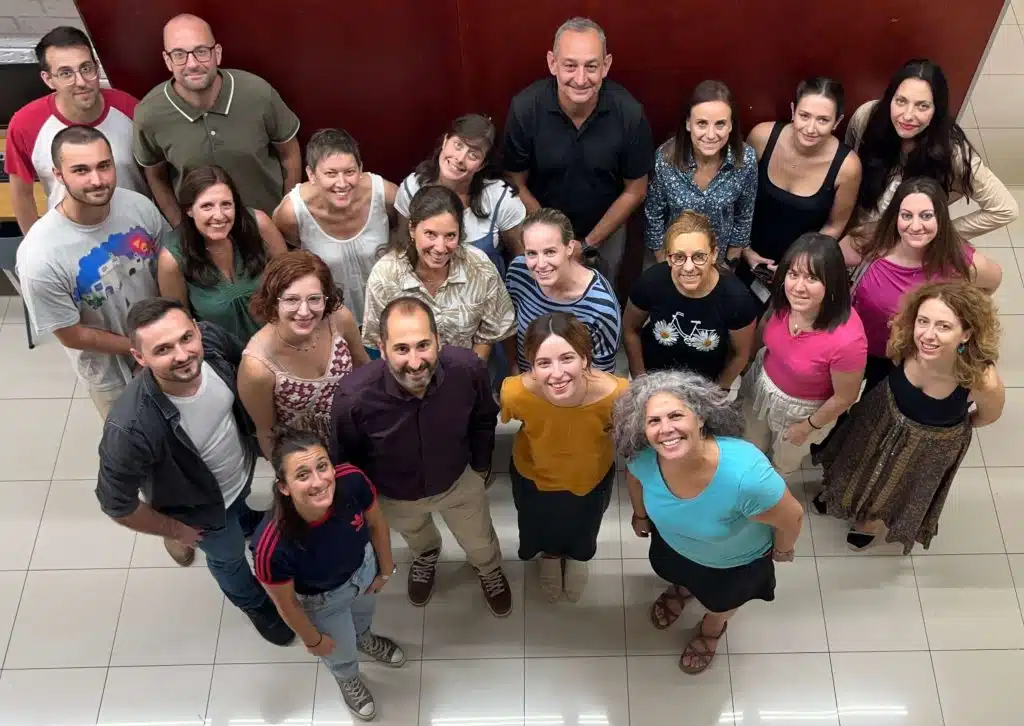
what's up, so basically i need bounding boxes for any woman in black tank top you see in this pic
[740,78,861,298]
[811,281,1004,553]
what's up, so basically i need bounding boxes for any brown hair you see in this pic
[176,165,267,286]
[522,312,594,368]
[858,177,971,280]
[886,280,1000,388]
[522,207,575,245]
[249,250,342,323]
[669,80,744,170]
[662,210,718,254]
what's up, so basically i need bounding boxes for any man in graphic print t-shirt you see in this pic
[17,126,170,419]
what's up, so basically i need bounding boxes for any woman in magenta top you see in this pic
[841,176,1001,392]
[740,233,866,473]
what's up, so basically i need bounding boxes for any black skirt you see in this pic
[648,526,776,613]
[510,460,614,561]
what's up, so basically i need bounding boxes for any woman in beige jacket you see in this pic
[844,59,1017,244]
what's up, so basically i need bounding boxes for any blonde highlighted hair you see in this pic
[662,210,717,253]
[886,280,1000,388]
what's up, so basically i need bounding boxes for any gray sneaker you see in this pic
[357,632,407,667]
[337,674,375,721]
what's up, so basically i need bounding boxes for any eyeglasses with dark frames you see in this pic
[666,251,711,267]
[164,45,216,66]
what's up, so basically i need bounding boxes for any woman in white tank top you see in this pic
[273,129,397,328]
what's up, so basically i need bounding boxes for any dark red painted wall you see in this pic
[76,0,1001,182]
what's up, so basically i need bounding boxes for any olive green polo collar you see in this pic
[162,70,236,122]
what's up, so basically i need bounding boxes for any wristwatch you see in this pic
[380,564,398,582]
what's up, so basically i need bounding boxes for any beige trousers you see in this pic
[379,466,502,574]
[88,385,126,420]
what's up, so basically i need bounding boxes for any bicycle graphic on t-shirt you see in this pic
[651,313,721,352]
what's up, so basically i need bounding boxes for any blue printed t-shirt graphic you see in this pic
[75,227,159,309]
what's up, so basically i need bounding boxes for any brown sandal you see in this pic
[678,617,727,674]
[650,585,691,630]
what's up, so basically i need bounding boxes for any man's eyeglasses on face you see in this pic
[164,45,216,66]
[50,62,99,84]
[666,251,711,267]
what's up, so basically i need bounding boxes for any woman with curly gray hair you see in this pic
[613,370,804,674]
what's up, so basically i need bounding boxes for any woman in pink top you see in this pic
[841,176,1001,392]
[741,234,867,473]
[239,250,370,458]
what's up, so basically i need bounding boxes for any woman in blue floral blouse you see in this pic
[644,80,758,266]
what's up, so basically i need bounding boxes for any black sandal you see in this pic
[846,528,876,551]
[811,493,827,515]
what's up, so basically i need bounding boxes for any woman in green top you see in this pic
[158,165,289,342]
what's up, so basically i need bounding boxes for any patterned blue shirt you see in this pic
[644,141,758,259]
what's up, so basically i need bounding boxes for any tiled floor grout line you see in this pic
[201,598,227,726]
[0,462,59,671]
[94,568,131,725]
[985,466,1024,631]
[910,554,948,726]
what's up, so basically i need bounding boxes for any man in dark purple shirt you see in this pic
[330,297,511,616]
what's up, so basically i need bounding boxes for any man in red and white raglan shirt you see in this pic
[4,26,148,234]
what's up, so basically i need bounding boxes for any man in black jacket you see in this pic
[95,297,293,646]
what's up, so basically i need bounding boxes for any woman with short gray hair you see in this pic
[613,370,804,674]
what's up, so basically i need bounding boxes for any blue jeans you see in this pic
[297,542,378,680]
[197,494,268,612]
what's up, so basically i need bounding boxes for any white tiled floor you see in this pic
[2,306,1024,725]
[4,10,1024,725]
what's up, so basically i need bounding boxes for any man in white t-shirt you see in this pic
[95,297,295,645]
[4,26,148,234]
[16,125,170,418]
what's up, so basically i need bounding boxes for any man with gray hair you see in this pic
[503,16,653,292]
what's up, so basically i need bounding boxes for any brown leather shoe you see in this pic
[478,567,512,617]
[164,537,196,567]
[407,548,440,606]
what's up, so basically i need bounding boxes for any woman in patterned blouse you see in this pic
[644,80,758,266]
[362,184,516,361]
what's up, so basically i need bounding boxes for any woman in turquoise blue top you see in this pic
[158,165,289,343]
[613,370,804,674]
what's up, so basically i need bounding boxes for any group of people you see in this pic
[5,10,1013,722]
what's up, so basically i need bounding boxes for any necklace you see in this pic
[276,325,320,353]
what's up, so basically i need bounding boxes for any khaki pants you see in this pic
[379,466,502,574]
[89,385,126,420]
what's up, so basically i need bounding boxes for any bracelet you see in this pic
[632,513,649,521]
[306,633,323,648]
[806,415,822,430]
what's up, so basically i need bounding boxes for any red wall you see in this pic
[76,1,1002,183]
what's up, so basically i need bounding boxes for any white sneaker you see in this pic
[563,558,589,602]
[538,556,562,602]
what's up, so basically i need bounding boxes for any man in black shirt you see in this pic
[503,16,654,291]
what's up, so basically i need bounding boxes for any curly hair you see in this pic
[612,370,744,461]
[249,249,343,324]
[886,280,1000,388]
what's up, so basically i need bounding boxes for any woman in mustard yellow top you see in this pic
[500,312,629,603]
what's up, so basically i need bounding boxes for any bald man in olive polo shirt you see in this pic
[133,13,302,226]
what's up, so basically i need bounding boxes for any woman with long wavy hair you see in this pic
[158,165,288,342]
[844,58,1017,245]
[812,281,1005,552]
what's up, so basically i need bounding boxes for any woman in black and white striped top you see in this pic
[504,208,622,374]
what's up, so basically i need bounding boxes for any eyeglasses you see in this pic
[666,251,711,267]
[50,62,99,84]
[164,45,216,66]
[278,294,326,312]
